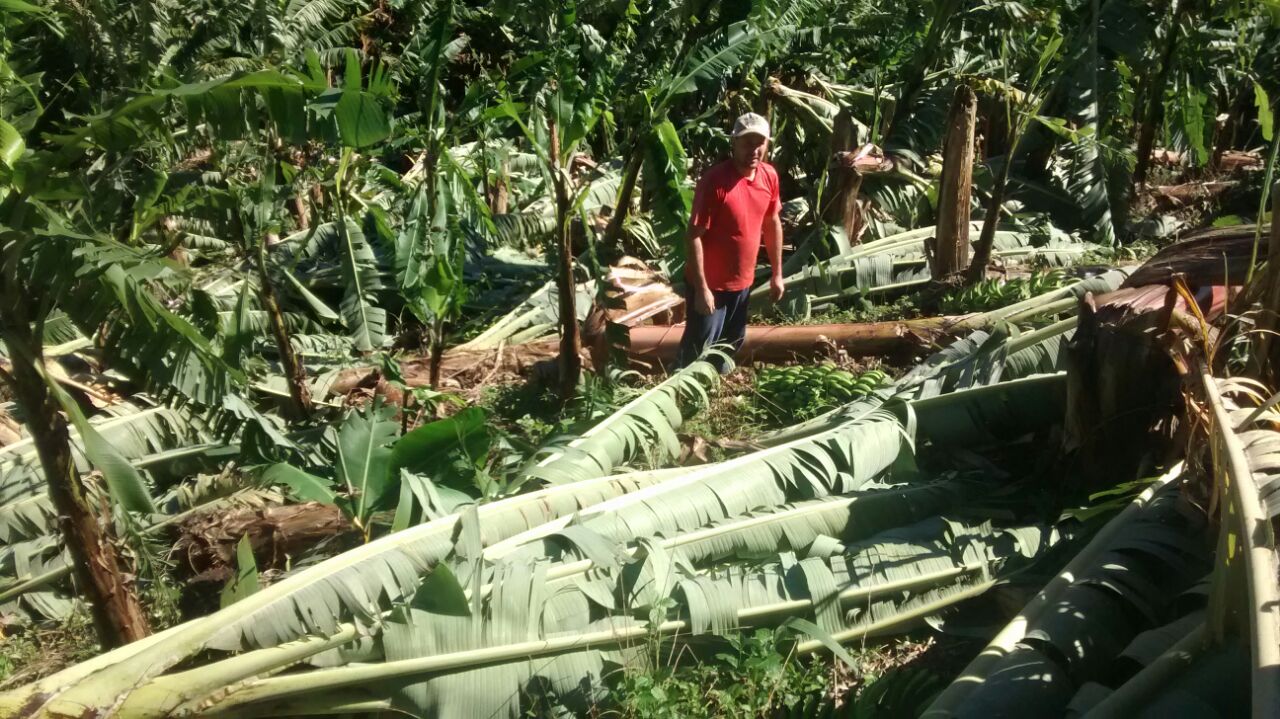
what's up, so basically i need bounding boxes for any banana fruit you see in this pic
[754,364,890,420]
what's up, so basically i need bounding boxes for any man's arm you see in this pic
[686,225,716,316]
[764,211,785,302]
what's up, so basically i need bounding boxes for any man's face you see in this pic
[732,133,768,172]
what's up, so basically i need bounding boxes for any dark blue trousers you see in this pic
[676,286,752,373]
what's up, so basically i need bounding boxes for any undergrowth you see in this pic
[0,608,98,688]
[480,369,652,449]
[1,543,191,688]
[597,629,829,719]
[1081,240,1161,265]
[522,629,953,718]
[677,370,767,446]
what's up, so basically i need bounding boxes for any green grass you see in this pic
[677,370,768,445]
[1081,240,1160,266]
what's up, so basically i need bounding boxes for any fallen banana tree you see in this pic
[621,267,1131,371]
[923,362,1280,717]
[0,359,724,627]
[1195,368,1280,715]
[0,359,1088,717]
[622,318,963,368]
[186,516,1055,718]
[11,241,1272,717]
[922,466,1211,717]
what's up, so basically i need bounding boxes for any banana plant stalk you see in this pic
[1198,365,1280,715]
[253,235,312,419]
[0,124,153,646]
[548,114,582,400]
[0,326,152,646]
[967,34,1062,283]
[1132,0,1189,189]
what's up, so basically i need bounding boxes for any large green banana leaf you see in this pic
[0,398,216,544]
[159,516,1058,718]
[519,359,722,487]
[0,366,1097,717]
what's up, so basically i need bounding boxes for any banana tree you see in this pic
[391,0,492,389]
[493,1,615,397]
[265,402,490,541]
[220,172,317,419]
[966,31,1064,281]
[0,106,224,646]
[0,30,404,644]
[1131,0,1192,188]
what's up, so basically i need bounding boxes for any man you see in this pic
[676,112,785,371]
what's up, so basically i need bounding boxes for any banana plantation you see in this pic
[3,0,1280,716]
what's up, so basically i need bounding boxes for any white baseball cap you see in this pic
[732,112,770,139]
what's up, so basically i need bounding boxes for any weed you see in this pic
[678,370,766,445]
[0,607,99,689]
[520,629,951,718]
[1082,240,1160,265]
[594,629,830,719]
[481,369,649,448]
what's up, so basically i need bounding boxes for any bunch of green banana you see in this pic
[939,269,1072,314]
[754,364,890,420]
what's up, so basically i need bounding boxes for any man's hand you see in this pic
[769,274,785,302]
[693,287,716,316]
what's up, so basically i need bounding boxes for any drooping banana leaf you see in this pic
[455,278,595,351]
[0,466,697,715]
[898,319,1078,400]
[893,268,1131,401]
[335,217,388,352]
[1198,370,1280,712]
[152,516,1059,719]
[518,359,722,487]
[753,224,1105,319]
[749,254,931,316]
[490,211,556,248]
[911,374,1068,449]
[499,475,988,581]
[0,479,282,622]
[73,260,243,406]
[0,398,214,544]
[923,466,1191,717]
[0,534,73,622]
[498,399,914,557]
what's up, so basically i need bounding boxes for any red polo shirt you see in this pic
[688,160,781,292]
